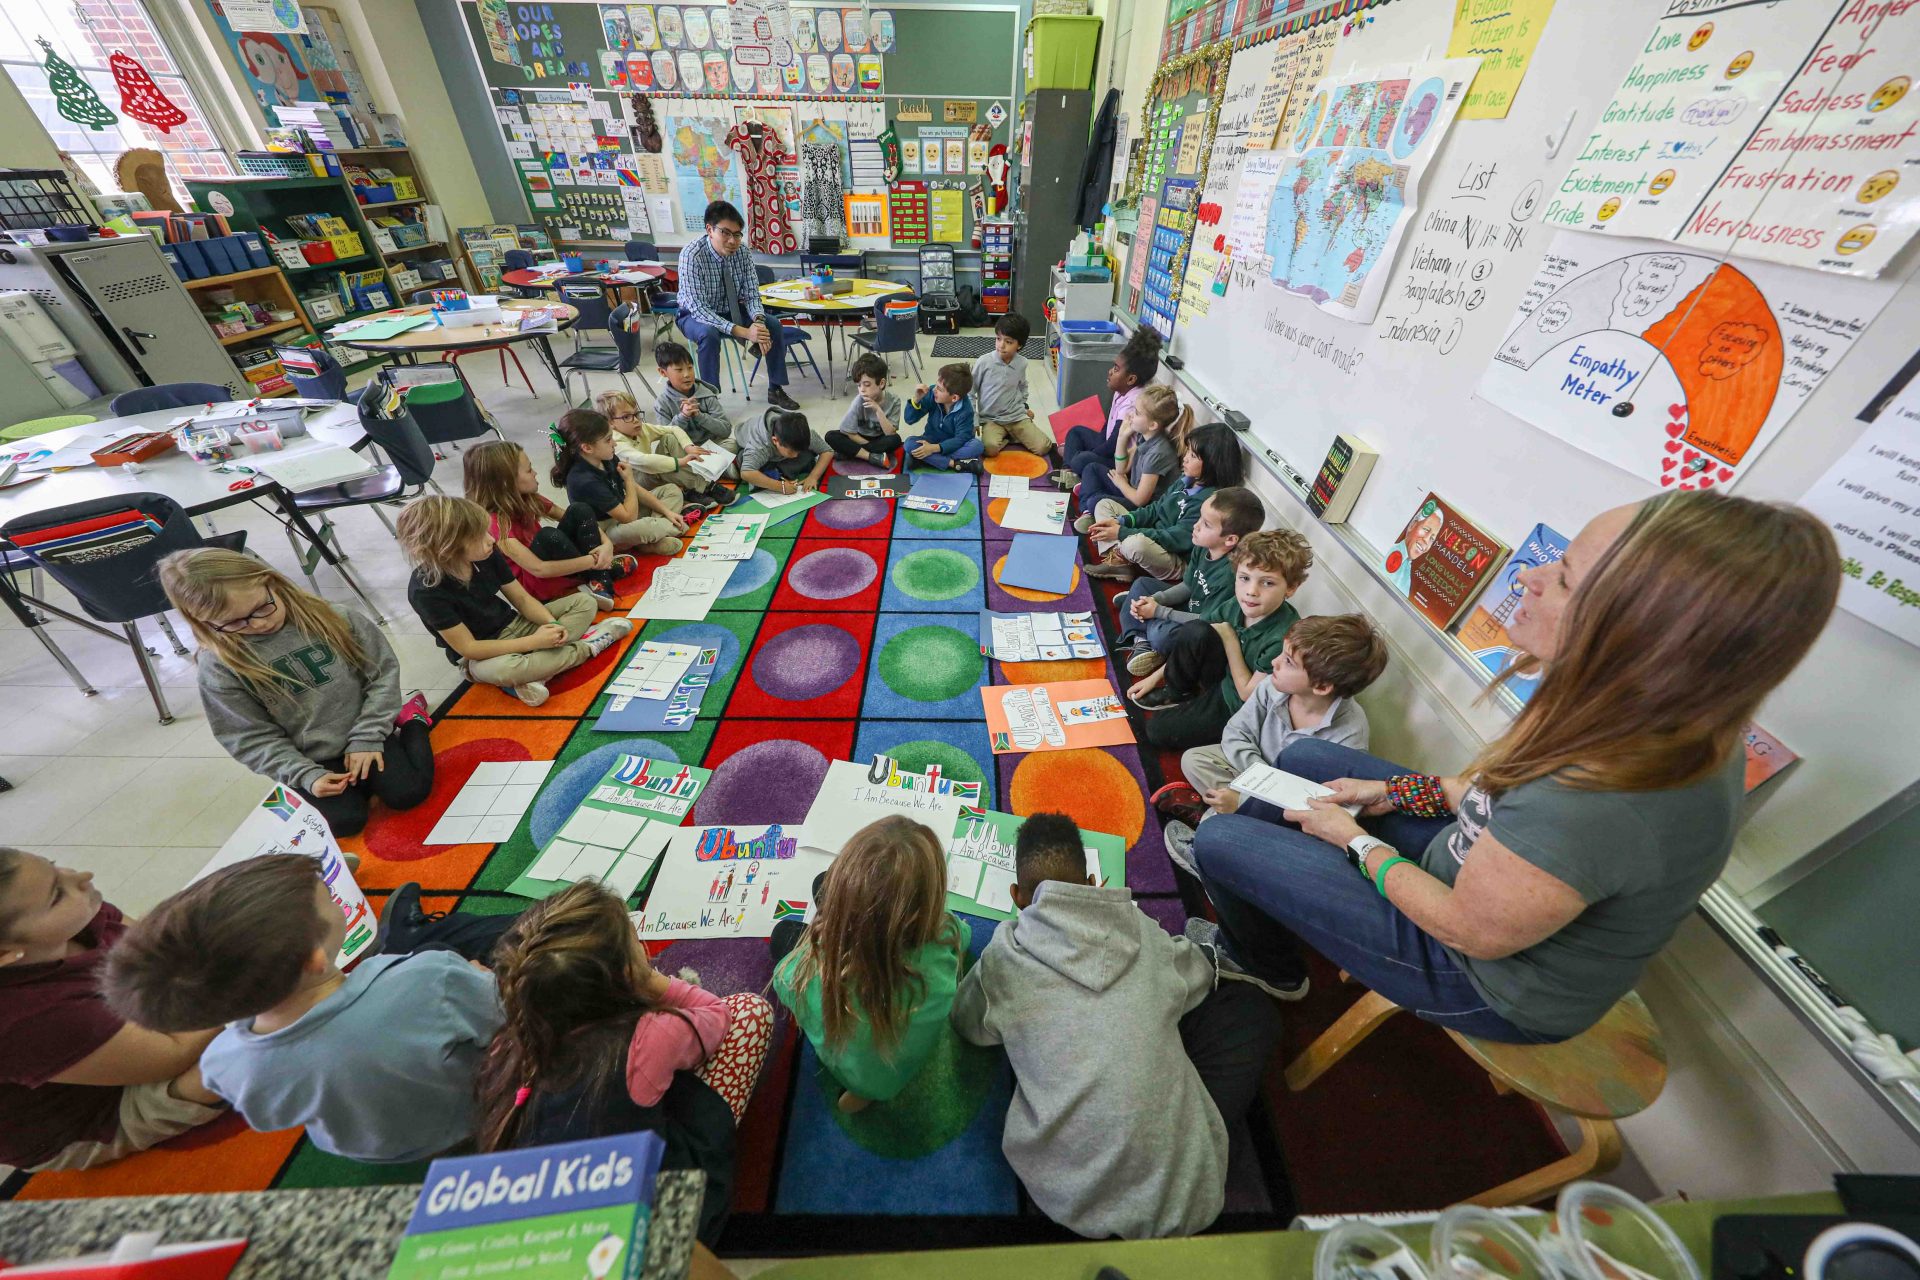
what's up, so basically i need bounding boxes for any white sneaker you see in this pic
[511,681,550,708]
[582,617,633,657]
[1182,918,1310,1001]
[583,583,617,611]
[1163,820,1200,876]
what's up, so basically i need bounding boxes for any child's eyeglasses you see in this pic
[213,585,277,632]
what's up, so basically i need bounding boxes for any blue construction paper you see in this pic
[592,649,718,732]
[908,471,973,504]
[998,533,1080,594]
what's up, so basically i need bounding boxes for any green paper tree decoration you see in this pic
[38,39,118,131]
[110,51,187,134]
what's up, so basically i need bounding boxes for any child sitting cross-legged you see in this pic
[771,816,971,1114]
[1155,614,1389,874]
[101,855,504,1164]
[905,363,984,474]
[1129,529,1311,752]
[736,409,832,494]
[555,409,688,556]
[1116,486,1264,679]
[597,389,733,514]
[1085,422,1247,583]
[825,352,905,469]
[398,495,631,709]
[464,440,634,613]
[951,813,1281,1240]
[0,848,226,1173]
[162,549,433,839]
[651,339,734,446]
[473,881,773,1241]
[1052,328,1161,491]
[971,312,1053,459]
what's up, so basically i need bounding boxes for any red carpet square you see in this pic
[769,538,886,613]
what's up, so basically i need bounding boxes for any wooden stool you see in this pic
[1283,988,1666,1207]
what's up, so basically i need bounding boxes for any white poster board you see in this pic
[199,786,374,965]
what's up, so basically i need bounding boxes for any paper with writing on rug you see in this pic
[628,561,735,620]
[996,489,1070,534]
[508,755,711,900]
[425,759,555,845]
[799,755,980,855]
[593,646,718,732]
[981,609,1105,662]
[981,679,1135,754]
[203,786,374,964]
[634,822,833,939]
[943,807,1127,922]
[987,473,1028,499]
[682,512,767,560]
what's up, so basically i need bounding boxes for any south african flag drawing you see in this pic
[772,900,808,921]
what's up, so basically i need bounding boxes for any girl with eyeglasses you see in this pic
[159,548,433,837]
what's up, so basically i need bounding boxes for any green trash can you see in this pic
[1025,15,1102,90]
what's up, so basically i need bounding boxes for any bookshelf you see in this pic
[339,148,465,298]
[182,266,312,397]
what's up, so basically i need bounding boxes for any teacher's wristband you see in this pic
[1372,855,1412,896]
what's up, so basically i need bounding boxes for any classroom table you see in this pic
[757,278,912,389]
[0,401,378,707]
[501,264,667,291]
[330,300,578,394]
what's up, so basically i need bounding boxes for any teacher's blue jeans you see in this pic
[678,313,787,388]
[1192,739,1563,1044]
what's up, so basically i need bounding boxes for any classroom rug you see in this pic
[5,450,1572,1250]
[927,335,1049,361]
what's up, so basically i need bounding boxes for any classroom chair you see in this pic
[1,413,93,443]
[1283,982,1667,1207]
[0,539,94,700]
[557,302,653,406]
[847,301,924,381]
[747,324,825,394]
[1,493,248,724]
[274,346,364,405]
[623,240,659,263]
[109,382,234,415]
[404,378,504,451]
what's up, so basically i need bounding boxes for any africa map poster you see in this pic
[665,113,745,232]
[1263,57,1479,322]
[1477,231,1895,490]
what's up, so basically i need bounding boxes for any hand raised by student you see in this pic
[1282,796,1366,849]
[343,750,384,783]
[913,383,930,402]
[1322,777,1395,817]
[1202,786,1239,815]
[312,771,354,797]
[530,623,568,650]
[1131,595,1158,620]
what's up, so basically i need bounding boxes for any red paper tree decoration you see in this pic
[110,50,187,134]
[38,38,117,131]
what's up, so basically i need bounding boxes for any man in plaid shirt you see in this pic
[675,200,798,411]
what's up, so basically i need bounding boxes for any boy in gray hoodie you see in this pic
[951,813,1281,1240]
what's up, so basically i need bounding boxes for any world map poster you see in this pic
[1263,58,1479,322]
[1477,231,1895,490]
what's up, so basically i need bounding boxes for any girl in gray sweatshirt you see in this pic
[161,549,433,837]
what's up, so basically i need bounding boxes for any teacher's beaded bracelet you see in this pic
[1387,773,1451,818]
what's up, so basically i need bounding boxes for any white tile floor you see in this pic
[0,328,1060,918]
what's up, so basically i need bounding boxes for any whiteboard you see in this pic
[1159,0,1920,901]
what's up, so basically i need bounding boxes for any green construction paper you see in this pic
[944,807,1126,923]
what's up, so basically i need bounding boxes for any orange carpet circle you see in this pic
[983,452,1049,478]
[991,553,1079,601]
[1008,748,1145,847]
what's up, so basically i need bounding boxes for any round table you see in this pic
[757,278,912,388]
[501,264,667,292]
[332,300,578,393]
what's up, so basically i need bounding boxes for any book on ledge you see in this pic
[1380,492,1511,631]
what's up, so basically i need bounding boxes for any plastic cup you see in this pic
[1316,1221,1431,1280]
[1431,1206,1555,1280]
[1547,1182,1700,1280]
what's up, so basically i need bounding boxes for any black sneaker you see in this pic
[374,882,427,955]
[954,457,983,474]
[1132,684,1191,711]
[767,385,799,411]
[1183,918,1310,1001]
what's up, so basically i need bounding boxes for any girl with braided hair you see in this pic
[473,882,771,1240]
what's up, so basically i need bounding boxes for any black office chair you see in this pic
[500,248,548,300]
[624,240,660,263]
[557,302,654,405]
[0,493,247,723]
[109,382,234,415]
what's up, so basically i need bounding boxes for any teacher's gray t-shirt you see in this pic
[1420,752,1742,1038]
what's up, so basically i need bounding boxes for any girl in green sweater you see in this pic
[771,817,970,1113]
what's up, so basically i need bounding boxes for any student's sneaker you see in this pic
[393,690,433,729]
[1051,469,1079,491]
[511,681,551,708]
[1132,684,1191,711]
[1151,781,1207,830]
[1162,820,1200,876]
[611,554,640,578]
[1183,918,1310,1001]
[1074,512,1095,535]
[372,882,427,955]
[583,583,617,611]
[1086,553,1141,581]
[866,449,890,468]
[582,617,634,658]
[1127,647,1165,677]
[954,457,983,474]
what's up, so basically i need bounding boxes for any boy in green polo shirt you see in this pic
[1128,529,1311,752]
[1116,487,1265,678]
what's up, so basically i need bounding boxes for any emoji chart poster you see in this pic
[1551,0,1920,276]
[981,680,1135,755]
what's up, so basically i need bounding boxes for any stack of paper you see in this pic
[685,446,736,483]
[1227,762,1362,814]
[251,445,381,493]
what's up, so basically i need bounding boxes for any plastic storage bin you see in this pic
[1025,15,1102,90]
[1055,320,1123,408]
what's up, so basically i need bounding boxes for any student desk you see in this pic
[758,278,913,389]
[501,264,668,291]
[332,301,579,394]
[0,402,378,698]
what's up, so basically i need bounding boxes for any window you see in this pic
[0,0,233,204]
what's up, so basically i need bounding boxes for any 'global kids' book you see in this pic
[385,1133,666,1280]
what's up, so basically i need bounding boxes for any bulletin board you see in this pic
[1119,41,1231,340]
[457,0,1017,247]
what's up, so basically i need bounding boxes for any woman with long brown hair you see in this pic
[1186,492,1842,1042]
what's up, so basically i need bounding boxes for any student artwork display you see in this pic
[980,610,1106,662]
[1380,494,1511,630]
[425,760,557,846]
[627,560,736,620]
[982,680,1136,754]
[1557,0,1919,276]
[202,786,374,965]
[1798,370,1920,648]
[1477,231,1895,490]
[1455,521,1568,701]
[942,808,1126,922]
[800,756,980,856]
[683,512,768,560]
[512,755,710,900]
[635,822,833,939]
[593,644,719,732]
[1262,58,1478,323]
[995,489,1071,534]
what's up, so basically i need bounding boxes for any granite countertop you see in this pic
[0,1170,705,1279]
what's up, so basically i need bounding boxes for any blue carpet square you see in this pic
[862,612,987,721]
[880,538,987,613]
[852,719,999,811]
